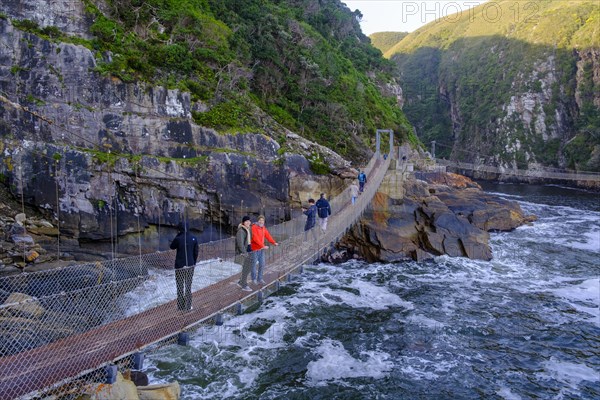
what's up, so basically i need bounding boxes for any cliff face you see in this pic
[0,3,364,260]
[381,0,600,172]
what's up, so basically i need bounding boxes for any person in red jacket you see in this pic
[250,215,278,284]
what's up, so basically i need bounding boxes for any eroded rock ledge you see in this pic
[339,171,536,262]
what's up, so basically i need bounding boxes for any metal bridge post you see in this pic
[177,332,190,346]
[133,352,145,370]
[236,303,243,315]
[105,365,118,384]
[257,290,264,303]
[215,313,224,326]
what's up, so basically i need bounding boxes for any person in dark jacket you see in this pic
[302,198,318,241]
[315,193,332,233]
[358,170,367,193]
[170,222,199,311]
[235,216,253,291]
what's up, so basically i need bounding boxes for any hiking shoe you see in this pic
[258,280,266,284]
[252,279,258,285]
[241,285,252,292]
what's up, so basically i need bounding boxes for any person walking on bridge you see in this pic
[302,198,318,242]
[235,216,253,292]
[350,181,359,205]
[315,193,332,233]
[251,215,278,285]
[358,170,367,193]
[170,222,199,311]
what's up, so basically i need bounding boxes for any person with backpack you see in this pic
[315,193,332,233]
[358,170,367,193]
[170,222,199,311]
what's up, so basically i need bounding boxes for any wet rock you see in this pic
[3,292,45,318]
[342,171,535,262]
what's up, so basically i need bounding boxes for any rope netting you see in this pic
[0,151,391,399]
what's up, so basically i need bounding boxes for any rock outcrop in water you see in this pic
[340,171,536,262]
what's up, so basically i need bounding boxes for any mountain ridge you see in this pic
[370,0,600,171]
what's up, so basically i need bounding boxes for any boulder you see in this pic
[137,382,181,400]
[87,372,140,400]
[341,171,535,262]
[2,292,45,318]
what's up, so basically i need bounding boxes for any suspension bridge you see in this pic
[0,142,393,399]
[427,141,600,188]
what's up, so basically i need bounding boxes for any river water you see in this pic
[145,183,599,399]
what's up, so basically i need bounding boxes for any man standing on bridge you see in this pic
[250,215,278,285]
[235,216,254,291]
[170,222,199,311]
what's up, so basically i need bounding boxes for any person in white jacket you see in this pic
[350,181,359,205]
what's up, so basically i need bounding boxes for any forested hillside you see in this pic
[378,0,599,171]
[81,0,413,159]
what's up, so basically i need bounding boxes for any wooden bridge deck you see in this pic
[0,262,301,399]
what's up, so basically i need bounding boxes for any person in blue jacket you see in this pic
[315,193,332,233]
[358,170,367,193]
[170,222,199,311]
[302,198,318,241]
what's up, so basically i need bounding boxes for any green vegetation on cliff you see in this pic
[76,0,413,160]
[376,0,599,171]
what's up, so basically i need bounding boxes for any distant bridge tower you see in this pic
[376,129,394,158]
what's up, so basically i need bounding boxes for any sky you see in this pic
[344,0,488,35]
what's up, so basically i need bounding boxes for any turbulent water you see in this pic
[144,184,599,399]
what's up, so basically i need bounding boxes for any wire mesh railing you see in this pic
[0,151,390,399]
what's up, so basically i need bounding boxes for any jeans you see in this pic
[352,196,357,204]
[251,249,265,281]
[175,266,194,311]
[238,252,254,287]
[359,181,365,192]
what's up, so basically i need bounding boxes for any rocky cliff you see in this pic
[1,0,412,267]
[379,0,600,173]
[340,170,536,263]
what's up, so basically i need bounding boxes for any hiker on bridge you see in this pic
[251,215,278,285]
[302,198,318,241]
[358,170,367,193]
[316,193,332,233]
[235,215,254,292]
[170,222,199,311]
[350,181,359,204]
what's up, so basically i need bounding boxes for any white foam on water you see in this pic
[397,356,459,381]
[554,229,600,253]
[496,385,523,400]
[120,259,238,316]
[406,314,446,329]
[538,357,599,388]
[326,279,414,311]
[305,339,393,386]
[547,278,600,326]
